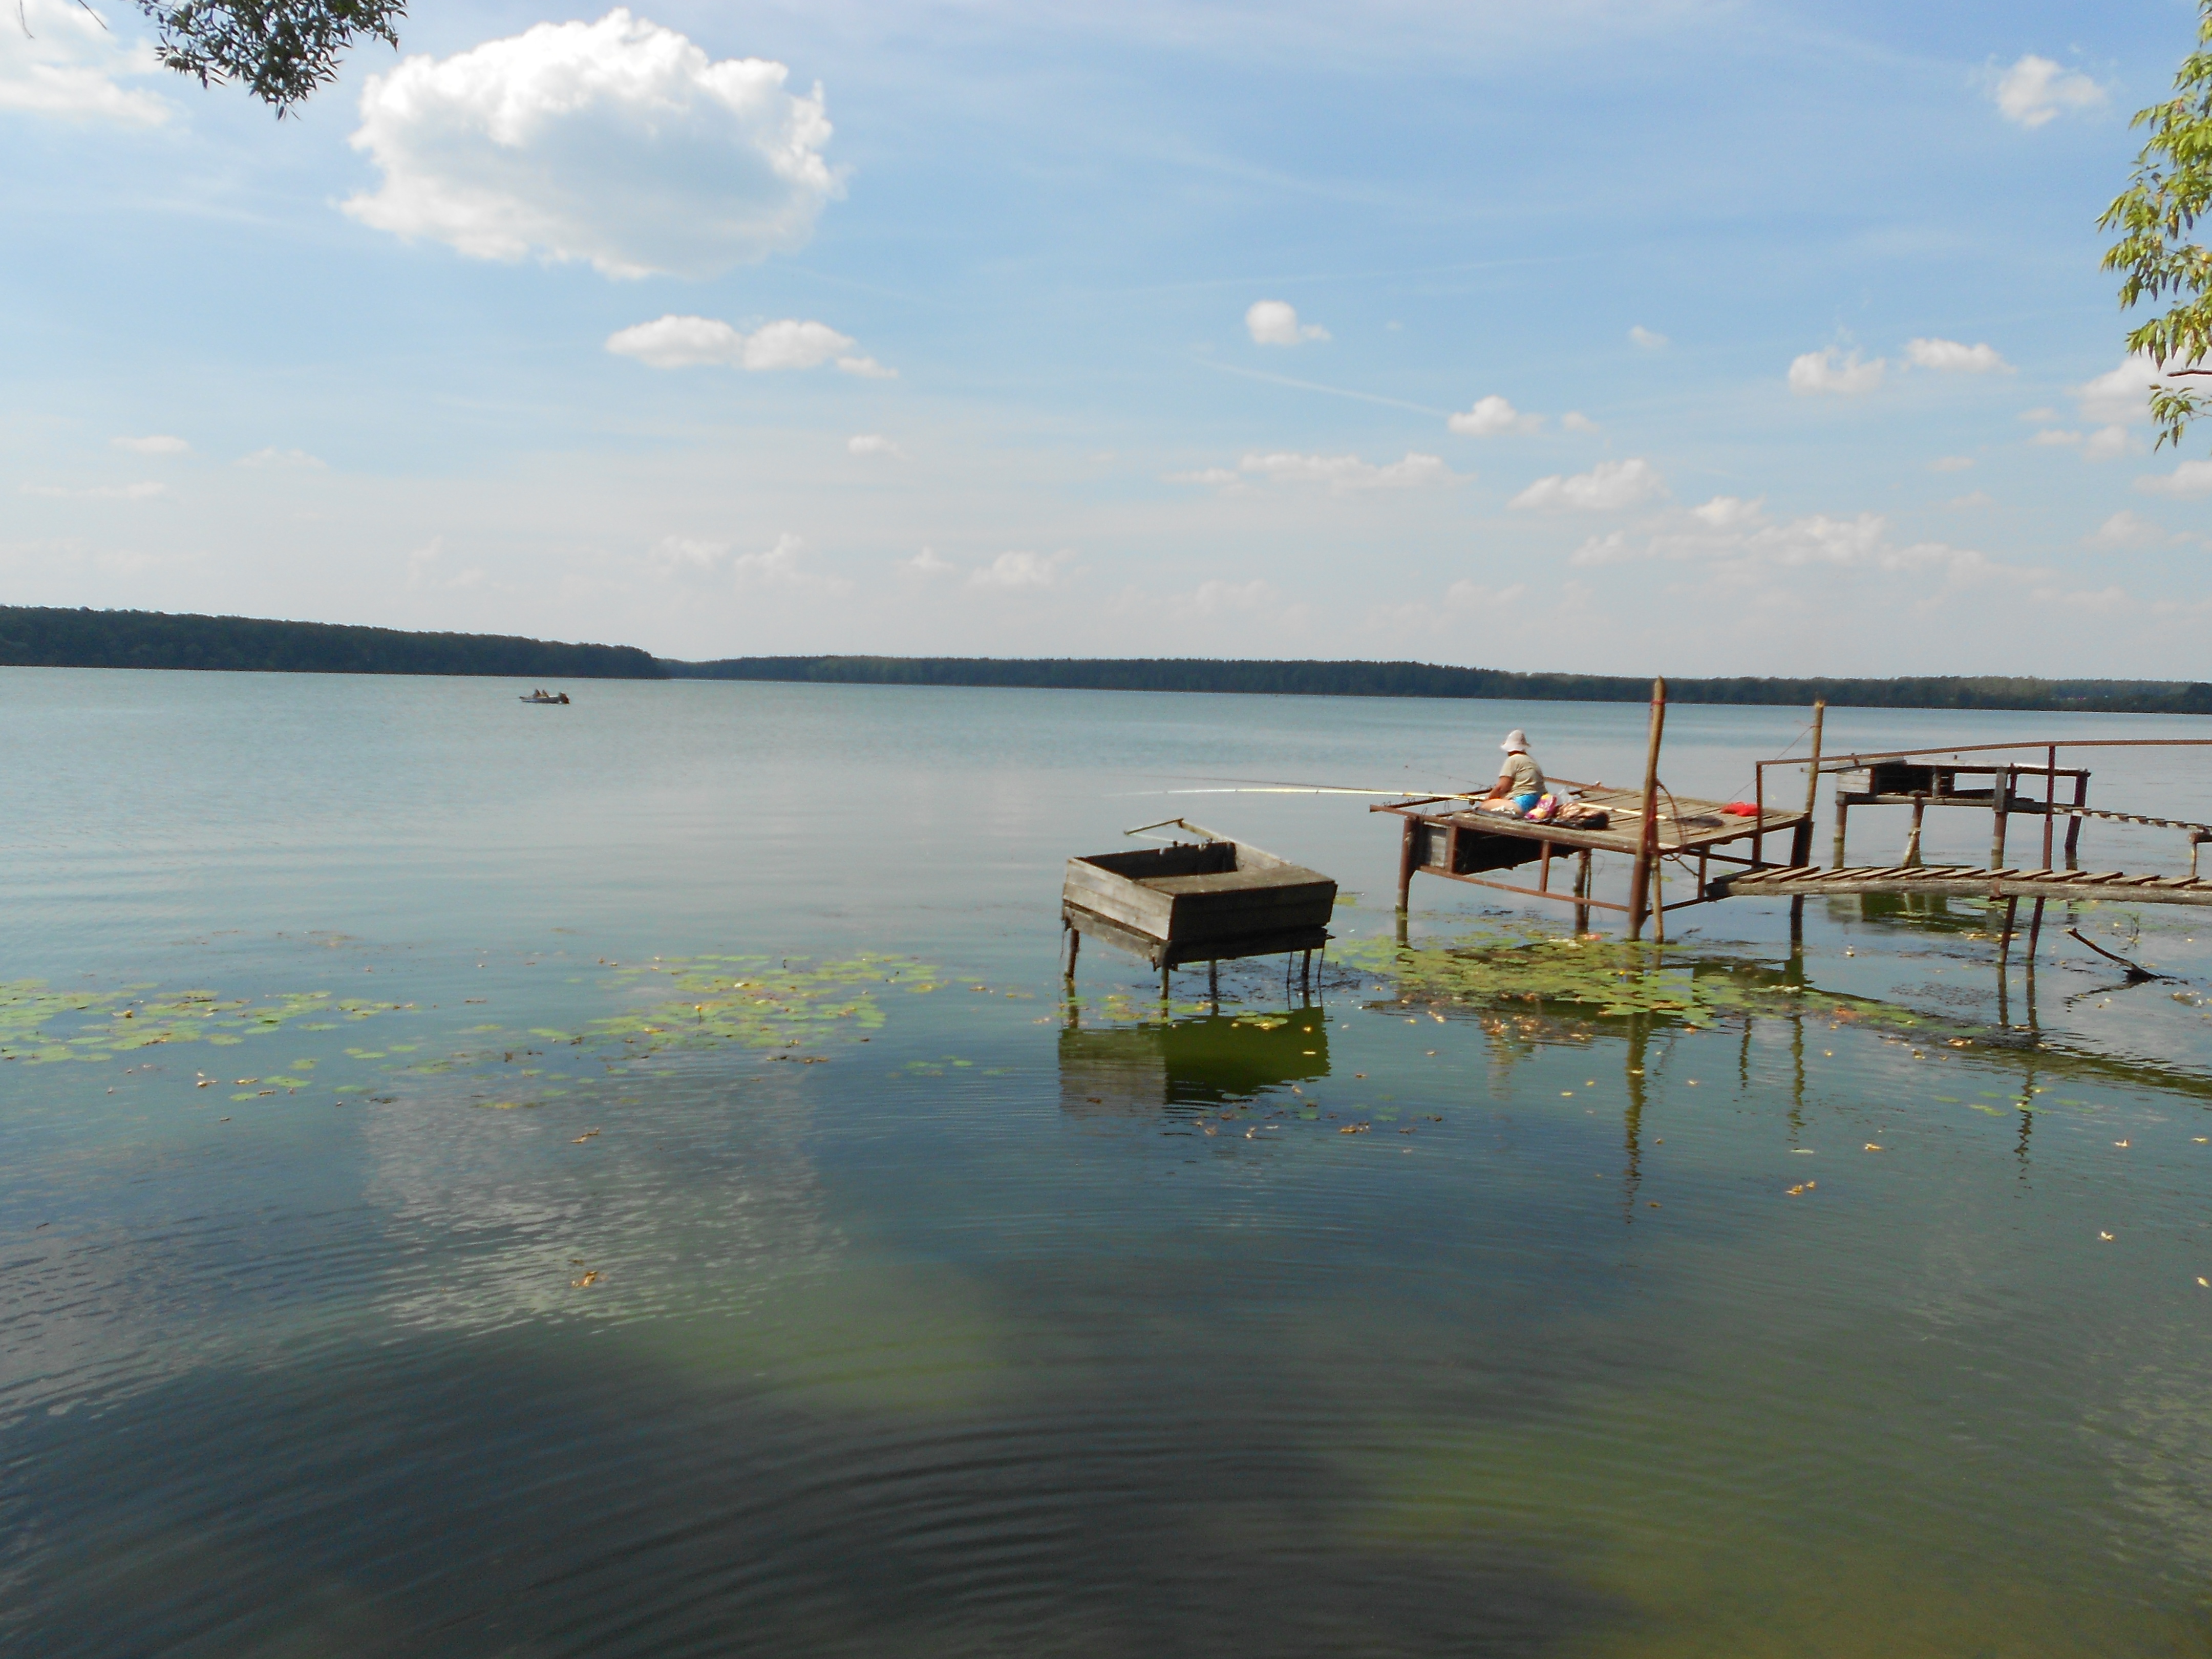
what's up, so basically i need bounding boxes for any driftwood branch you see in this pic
[2066,928,2172,982]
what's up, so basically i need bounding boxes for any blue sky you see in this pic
[5,0,2208,673]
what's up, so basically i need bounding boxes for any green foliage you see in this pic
[2101,1,2212,450]
[137,0,405,113]
[661,655,2212,715]
[0,606,665,679]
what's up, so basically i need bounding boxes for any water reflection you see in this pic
[1058,1007,1330,1117]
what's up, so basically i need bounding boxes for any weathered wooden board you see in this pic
[1062,837,1338,952]
[1711,865,2212,906]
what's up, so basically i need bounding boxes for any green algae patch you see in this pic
[0,981,399,1066]
[1339,926,1925,1032]
[589,954,933,1056]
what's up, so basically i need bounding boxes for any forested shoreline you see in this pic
[661,654,2212,714]
[0,607,665,679]
[5,611,2206,713]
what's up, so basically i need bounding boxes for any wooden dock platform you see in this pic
[1372,787,1811,919]
[1710,865,2212,906]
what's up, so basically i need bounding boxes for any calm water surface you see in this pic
[5,668,2212,1656]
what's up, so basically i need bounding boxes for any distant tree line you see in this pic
[0,607,665,679]
[660,655,2212,715]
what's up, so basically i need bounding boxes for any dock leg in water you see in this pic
[1208,958,1219,1009]
[2026,897,2047,967]
[1300,950,1312,997]
[1997,896,2019,974]
[1573,849,1592,934]
[1161,964,1172,1003]
[1396,817,1418,913]
[1903,798,1925,867]
[1062,925,1080,983]
[1832,795,1848,868]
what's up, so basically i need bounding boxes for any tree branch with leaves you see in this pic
[137,0,405,113]
[2102,1,2212,451]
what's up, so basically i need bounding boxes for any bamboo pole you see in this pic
[1628,678,1667,941]
[1791,700,1824,931]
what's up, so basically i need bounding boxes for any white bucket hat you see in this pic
[1501,730,1529,753]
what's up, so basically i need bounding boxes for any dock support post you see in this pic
[1396,816,1418,913]
[1997,896,2019,975]
[1161,964,1172,1003]
[1300,950,1312,998]
[1991,767,2011,868]
[1062,925,1081,983]
[2066,774,2087,866]
[1627,678,1667,942]
[1573,849,1592,934]
[2041,747,2058,871]
[1832,795,1849,869]
[1208,958,1219,1009]
[1791,700,1824,933]
[1903,798,1926,867]
[2027,897,2046,967]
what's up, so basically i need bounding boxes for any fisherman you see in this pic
[1479,729,1546,814]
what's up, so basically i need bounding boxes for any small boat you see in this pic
[520,691,570,705]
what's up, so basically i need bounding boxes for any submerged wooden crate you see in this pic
[1061,839,1336,969]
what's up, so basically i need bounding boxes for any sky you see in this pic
[5,0,2210,675]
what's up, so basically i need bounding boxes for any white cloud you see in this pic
[1186,578,1277,614]
[1690,494,1763,530]
[19,480,165,500]
[2089,510,2175,548]
[1788,347,1885,396]
[969,549,1074,589]
[1508,456,1667,513]
[1447,394,1542,437]
[2075,354,2166,426]
[406,537,485,592]
[111,434,190,455]
[650,534,727,572]
[904,546,953,577]
[732,532,852,594]
[0,0,169,126]
[848,434,905,457]
[344,9,840,280]
[1628,326,1668,350]
[1928,455,1974,473]
[1946,490,1994,509]
[237,449,327,469]
[1904,337,2011,374]
[1165,466,1243,488]
[1570,507,2008,586]
[606,314,892,376]
[742,318,860,371]
[2032,425,2131,461]
[1991,55,2108,129]
[1239,451,1456,491]
[1245,300,1329,346]
[2135,460,2212,499]
[2019,407,2058,423]
[1560,411,1600,433]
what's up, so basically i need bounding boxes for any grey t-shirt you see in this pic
[1500,752,1545,796]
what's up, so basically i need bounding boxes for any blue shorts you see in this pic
[1512,792,1542,813]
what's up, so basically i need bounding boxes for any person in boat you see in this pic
[1478,729,1545,814]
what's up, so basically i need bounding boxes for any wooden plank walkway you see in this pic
[1710,865,2212,906]
[1375,788,1806,859]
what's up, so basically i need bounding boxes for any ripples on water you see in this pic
[4,670,2212,1655]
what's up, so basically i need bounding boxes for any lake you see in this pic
[5,667,2212,1657]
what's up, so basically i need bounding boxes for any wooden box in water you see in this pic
[1061,840,1336,968]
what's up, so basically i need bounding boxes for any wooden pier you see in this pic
[1375,684,2212,950]
[1372,788,1809,929]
